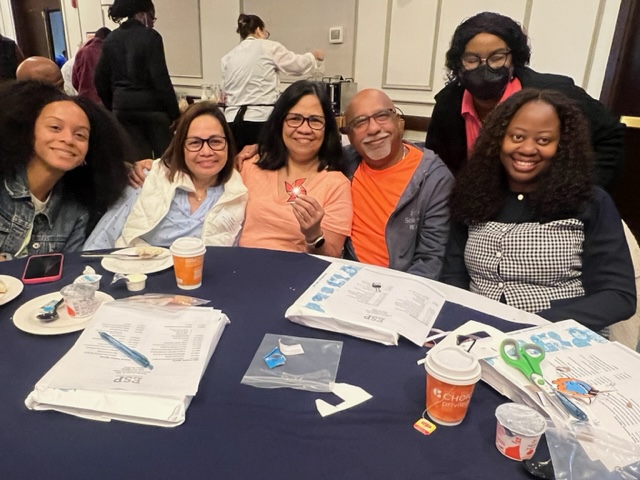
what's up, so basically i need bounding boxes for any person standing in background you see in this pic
[61,53,77,95]
[95,0,179,160]
[0,33,24,82]
[221,13,324,152]
[72,27,111,104]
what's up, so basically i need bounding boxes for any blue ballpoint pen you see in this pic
[98,331,154,370]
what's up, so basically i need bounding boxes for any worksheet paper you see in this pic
[25,302,228,426]
[286,263,444,345]
[481,320,640,470]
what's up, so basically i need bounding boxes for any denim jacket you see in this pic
[0,167,89,256]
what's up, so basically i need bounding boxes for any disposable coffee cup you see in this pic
[60,283,98,318]
[424,346,482,425]
[169,237,206,290]
[495,403,547,461]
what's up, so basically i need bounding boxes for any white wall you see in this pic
[353,0,621,116]
[0,0,621,117]
[0,0,15,39]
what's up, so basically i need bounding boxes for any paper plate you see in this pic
[100,247,173,275]
[0,274,24,306]
[13,291,114,335]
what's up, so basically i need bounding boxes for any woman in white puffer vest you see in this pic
[84,102,247,249]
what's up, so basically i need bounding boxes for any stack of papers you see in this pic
[475,320,640,471]
[25,302,229,427]
[285,263,445,346]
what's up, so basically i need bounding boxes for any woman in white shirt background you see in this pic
[221,13,324,152]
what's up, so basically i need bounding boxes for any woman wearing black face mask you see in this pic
[424,11,624,192]
[95,0,179,161]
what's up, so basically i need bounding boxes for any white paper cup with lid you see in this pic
[424,345,482,425]
[495,403,547,460]
[169,237,206,290]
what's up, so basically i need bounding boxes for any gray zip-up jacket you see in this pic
[343,144,454,279]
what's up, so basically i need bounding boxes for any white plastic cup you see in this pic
[425,346,482,425]
[495,403,547,461]
[169,237,206,290]
[60,283,98,318]
[73,274,101,291]
[126,274,147,292]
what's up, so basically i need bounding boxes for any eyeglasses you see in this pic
[184,135,227,152]
[461,49,511,71]
[285,113,326,130]
[341,108,399,134]
[264,29,270,39]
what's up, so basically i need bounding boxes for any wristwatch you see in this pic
[305,234,325,249]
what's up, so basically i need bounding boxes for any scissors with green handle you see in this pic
[499,338,589,422]
[500,339,547,388]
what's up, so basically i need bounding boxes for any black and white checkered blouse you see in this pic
[441,187,636,331]
[466,219,585,313]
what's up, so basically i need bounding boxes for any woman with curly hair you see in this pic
[441,88,636,331]
[95,0,179,160]
[238,80,352,257]
[0,80,130,259]
[425,11,624,191]
[84,101,247,249]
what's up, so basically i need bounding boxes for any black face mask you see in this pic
[459,65,511,101]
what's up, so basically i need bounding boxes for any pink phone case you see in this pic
[21,253,64,284]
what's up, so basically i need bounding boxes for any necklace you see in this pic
[191,191,206,202]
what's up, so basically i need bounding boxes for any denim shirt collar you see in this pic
[4,166,64,230]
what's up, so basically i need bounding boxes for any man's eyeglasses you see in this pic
[285,114,326,130]
[461,49,511,71]
[184,136,227,152]
[341,108,399,134]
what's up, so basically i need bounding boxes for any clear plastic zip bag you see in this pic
[546,418,640,479]
[241,334,343,392]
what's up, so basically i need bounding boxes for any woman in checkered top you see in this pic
[441,88,636,332]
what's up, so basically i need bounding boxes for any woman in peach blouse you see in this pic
[239,80,352,257]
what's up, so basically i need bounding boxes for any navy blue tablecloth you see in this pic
[0,247,536,480]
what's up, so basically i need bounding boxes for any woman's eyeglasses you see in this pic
[461,49,511,71]
[184,136,227,152]
[285,114,326,130]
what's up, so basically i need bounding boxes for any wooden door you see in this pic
[10,0,63,59]
[601,0,640,240]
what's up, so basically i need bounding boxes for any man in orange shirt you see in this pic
[342,89,453,279]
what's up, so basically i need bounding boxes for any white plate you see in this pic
[13,291,114,335]
[100,247,173,274]
[0,274,24,306]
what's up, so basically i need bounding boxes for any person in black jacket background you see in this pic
[424,11,625,192]
[95,0,179,160]
[0,33,24,83]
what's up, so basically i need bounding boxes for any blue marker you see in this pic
[98,331,154,370]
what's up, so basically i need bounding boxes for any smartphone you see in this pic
[22,253,64,284]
